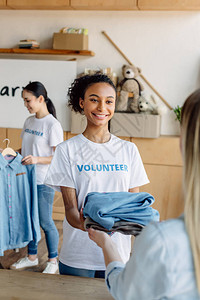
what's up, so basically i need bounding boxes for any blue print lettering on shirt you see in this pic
[25,129,43,137]
[77,164,128,172]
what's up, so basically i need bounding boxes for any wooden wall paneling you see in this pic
[140,164,183,220]
[63,131,68,141]
[118,136,131,141]
[138,0,200,10]
[0,128,7,149]
[7,0,70,9]
[71,0,138,10]
[6,128,22,151]
[67,131,77,140]
[131,135,182,166]
[0,0,7,8]
[52,191,65,221]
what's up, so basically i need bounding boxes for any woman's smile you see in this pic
[92,113,109,119]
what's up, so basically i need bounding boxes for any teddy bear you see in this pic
[138,93,167,115]
[116,64,144,112]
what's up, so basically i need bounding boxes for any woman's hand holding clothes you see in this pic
[21,155,38,165]
[88,228,110,249]
[21,155,53,165]
[88,228,123,267]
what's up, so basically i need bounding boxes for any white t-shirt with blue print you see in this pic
[21,114,63,184]
[45,133,149,270]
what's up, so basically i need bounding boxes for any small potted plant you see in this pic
[173,105,182,123]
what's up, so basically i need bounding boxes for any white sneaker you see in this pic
[42,261,59,274]
[10,257,38,270]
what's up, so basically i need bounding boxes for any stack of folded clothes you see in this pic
[83,192,160,236]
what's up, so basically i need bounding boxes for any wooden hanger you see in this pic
[2,138,17,157]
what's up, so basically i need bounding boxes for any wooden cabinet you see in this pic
[7,128,22,150]
[131,136,183,220]
[141,164,183,220]
[0,0,7,9]
[71,0,138,10]
[2,0,200,10]
[0,128,7,149]
[7,0,70,10]
[138,0,200,10]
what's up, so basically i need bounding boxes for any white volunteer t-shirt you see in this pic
[21,114,63,184]
[45,134,149,270]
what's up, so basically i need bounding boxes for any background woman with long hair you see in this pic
[10,81,63,274]
[88,89,200,299]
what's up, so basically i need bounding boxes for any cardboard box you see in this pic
[70,111,161,138]
[110,113,161,138]
[53,33,88,50]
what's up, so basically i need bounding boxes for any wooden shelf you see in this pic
[0,48,95,56]
[71,0,138,10]
[7,0,70,10]
[138,0,200,10]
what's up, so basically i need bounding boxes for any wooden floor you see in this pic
[0,220,63,273]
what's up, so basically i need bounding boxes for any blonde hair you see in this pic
[181,89,200,293]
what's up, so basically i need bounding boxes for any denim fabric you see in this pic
[0,153,41,256]
[28,184,59,259]
[83,192,159,230]
[59,261,105,278]
[105,216,200,300]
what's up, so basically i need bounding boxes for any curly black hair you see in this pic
[68,73,117,114]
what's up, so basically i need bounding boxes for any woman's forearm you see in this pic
[36,155,53,164]
[88,228,123,266]
[65,207,85,231]
[61,186,85,231]
[102,239,123,267]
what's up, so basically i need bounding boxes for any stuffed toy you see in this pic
[116,64,144,112]
[138,94,167,115]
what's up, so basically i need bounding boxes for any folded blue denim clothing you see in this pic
[83,192,160,231]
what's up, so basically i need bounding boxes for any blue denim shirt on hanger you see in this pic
[0,153,41,256]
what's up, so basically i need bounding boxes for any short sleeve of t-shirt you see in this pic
[49,122,63,147]
[44,142,75,192]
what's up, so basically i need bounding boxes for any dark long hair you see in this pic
[23,81,57,118]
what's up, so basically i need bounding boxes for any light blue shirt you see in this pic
[105,215,199,300]
[0,153,41,256]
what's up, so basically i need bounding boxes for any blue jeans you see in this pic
[59,261,105,278]
[28,184,59,259]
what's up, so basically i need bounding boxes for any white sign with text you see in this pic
[0,59,77,130]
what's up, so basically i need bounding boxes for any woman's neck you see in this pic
[82,126,111,143]
[35,107,49,119]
